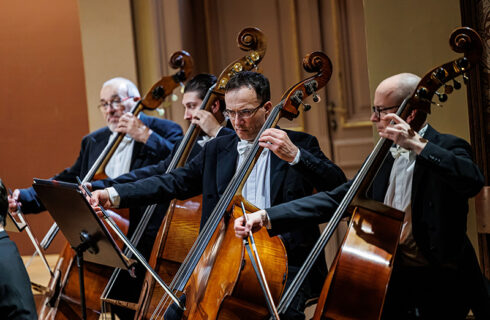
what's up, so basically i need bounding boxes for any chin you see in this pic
[107,123,117,132]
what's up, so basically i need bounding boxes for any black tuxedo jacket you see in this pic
[18,114,183,214]
[114,130,346,277]
[0,231,37,319]
[267,125,484,266]
[91,127,235,189]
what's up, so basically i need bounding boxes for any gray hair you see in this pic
[102,77,140,98]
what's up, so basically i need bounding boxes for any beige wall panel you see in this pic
[363,0,478,252]
[78,0,138,132]
[207,0,296,102]
[334,137,375,177]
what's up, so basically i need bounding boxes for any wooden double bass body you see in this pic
[135,27,267,320]
[38,51,193,320]
[274,27,483,320]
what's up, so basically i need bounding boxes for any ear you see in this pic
[211,99,220,114]
[263,101,273,115]
[406,109,417,124]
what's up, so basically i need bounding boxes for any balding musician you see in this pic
[237,73,490,319]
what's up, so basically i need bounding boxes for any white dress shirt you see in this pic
[105,133,135,179]
[384,125,428,266]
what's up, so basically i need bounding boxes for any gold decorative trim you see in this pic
[289,0,305,132]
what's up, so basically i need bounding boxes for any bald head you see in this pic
[371,73,421,132]
[374,73,421,107]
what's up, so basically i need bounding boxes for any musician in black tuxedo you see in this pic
[0,179,37,319]
[8,77,182,224]
[91,71,347,319]
[237,73,490,319]
[89,74,233,319]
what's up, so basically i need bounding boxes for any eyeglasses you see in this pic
[98,96,134,110]
[223,101,265,119]
[371,105,398,119]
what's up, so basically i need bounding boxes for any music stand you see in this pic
[5,189,53,278]
[33,179,135,320]
[4,211,27,232]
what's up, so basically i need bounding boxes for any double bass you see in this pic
[148,51,333,319]
[134,27,267,320]
[275,27,483,320]
[38,51,193,320]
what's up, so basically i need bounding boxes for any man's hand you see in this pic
[234,209,268,238]
[378,114,427,154]
[259,128,299,162]
[89,190,113,210]
[191,110,221,137]
[8,189,21,215]
[115,113,152,143]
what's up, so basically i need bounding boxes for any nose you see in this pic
[184,109,192,121]
[232,114,243,127]
[369,112,379,123]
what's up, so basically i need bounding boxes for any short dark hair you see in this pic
[184,73,225,111]
[0,179,7,226]
[184,74,217,100]
[225,71,270,105]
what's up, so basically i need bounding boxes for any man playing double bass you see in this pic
[8,77,184,320]
[8,77,183,223]
[85,73,234,319]
[236,73,490,319]
[89,73,233,192]
[91,71,347,319]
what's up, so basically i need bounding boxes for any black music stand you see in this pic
[33,179,135,320]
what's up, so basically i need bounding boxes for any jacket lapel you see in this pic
[371,154,394,202]
[269,153,288,205]
[216,134,239,195]
[412,124,436,204]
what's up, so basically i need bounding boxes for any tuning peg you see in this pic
[302,102,312,112]
[453,79,461,90]
[180,82,185,94]
[463,74,469,84]
[457,57,469,71]
[152,86,166,99]
[291,90,303,106]
[291,90,311,111]
[435,91,448,102]
[433,67,446,83]
[312,93,321,103]
[416,86,429,100]
[444,84,454,94]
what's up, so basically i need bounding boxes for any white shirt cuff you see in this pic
[214,126,223,137]
[264,210,272,229]
[288,149,301,165]
[106,187,120,208]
